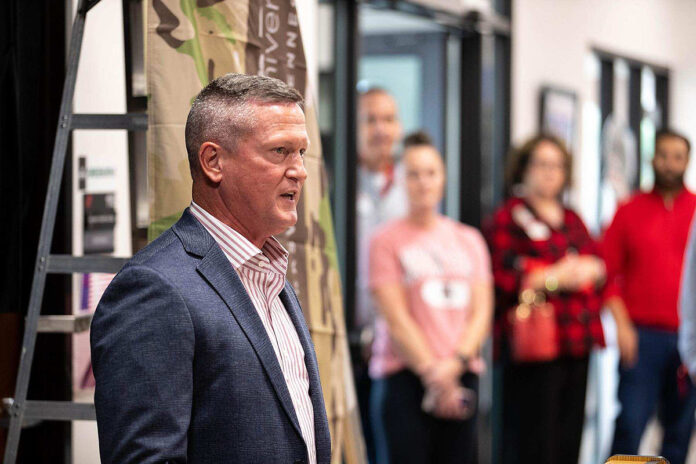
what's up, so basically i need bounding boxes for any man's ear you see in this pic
[199,141,223,184]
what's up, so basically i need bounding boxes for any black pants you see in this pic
[501,356,589,464]
[372,369,478,464]
[355,362,376,462]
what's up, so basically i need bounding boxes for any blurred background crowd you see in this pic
[3,1,696,463]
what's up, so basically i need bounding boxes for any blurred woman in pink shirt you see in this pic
[368,131,494,464]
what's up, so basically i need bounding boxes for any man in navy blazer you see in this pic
[91,73,331,463]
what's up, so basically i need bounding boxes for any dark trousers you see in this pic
[502,356,589,464]
[611,327,696,464]
[371,369,478,464]
[355,363,376,463]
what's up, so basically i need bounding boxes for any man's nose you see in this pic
[374,118,390,133]
[288,154,308,181]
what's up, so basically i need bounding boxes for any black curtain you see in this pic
[1,0,71,462]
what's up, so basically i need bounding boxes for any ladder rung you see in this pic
[0,416,43,429]
[37,314,93,333]
[70,113,147,131]
[46,255,127,274]
[23,401,96,421]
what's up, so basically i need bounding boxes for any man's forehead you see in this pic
[657,136,689,153]
[250,105,308,141]
[359,92,398,114]
[246,100,304,117]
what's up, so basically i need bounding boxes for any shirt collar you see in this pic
[190,202,289,275]
[649,185,694,207]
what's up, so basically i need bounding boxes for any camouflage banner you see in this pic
[146,1,365,462]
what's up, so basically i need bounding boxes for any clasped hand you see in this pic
[420,357,472,420]
[550,254,605,291]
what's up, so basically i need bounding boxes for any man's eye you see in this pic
[273,147,286,155]
[300,149,306,157]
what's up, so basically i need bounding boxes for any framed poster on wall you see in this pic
[539,85,577,151]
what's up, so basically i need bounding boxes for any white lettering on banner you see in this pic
[288,12,298,27]
[265,28,279,53]
[266,11,279,34]
[258,6,264,36]
[256,1,303,88]
[287,31,297,49]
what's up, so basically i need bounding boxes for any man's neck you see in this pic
[192,194,268,249]
[656,184,684,208]
[360,155,393,173]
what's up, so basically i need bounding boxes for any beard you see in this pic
[654,170,685,191]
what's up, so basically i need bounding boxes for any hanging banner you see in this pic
[146,1,365,462]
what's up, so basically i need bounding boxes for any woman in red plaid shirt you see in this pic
[485,134,606,464]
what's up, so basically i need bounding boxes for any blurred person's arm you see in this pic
[606,295,638,367]
[454,230,495,363]
[368,228,438,378]
[485,205,597,304]
[420,278,495,400]
[679,217,696,381]
[524,254,605,292]
[526,210,607,293]
[456,280,494,361]
[371,283,437,375]
[425,231,494,419]
[372,282,470,420]
[485,207,526,316]
[602,206,638,367]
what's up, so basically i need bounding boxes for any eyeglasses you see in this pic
[529,160,565,172]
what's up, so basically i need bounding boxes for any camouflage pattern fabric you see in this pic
[146,1,365,462]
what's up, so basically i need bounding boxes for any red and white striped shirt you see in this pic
[190,202,316,464]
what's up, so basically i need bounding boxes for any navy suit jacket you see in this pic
[91,209,331,463]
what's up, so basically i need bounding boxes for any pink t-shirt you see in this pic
[368,216,492,379]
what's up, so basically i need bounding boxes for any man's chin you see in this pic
[270,212,298,236]
[655,176,684,191]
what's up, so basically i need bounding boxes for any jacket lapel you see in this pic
[280,283,332,461]
[172,210,304,440]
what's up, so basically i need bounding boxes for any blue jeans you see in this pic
[611,327,696,464]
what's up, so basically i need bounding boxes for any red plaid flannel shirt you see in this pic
[484,197,605,359]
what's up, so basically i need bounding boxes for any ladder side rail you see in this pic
[3,2,90,462]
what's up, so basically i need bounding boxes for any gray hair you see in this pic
[184,73,304,178]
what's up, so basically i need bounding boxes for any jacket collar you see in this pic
[171,208,216,258]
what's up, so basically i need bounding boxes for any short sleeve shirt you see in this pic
[368,215,492,379]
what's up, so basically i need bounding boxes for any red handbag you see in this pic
[508,288,559,362]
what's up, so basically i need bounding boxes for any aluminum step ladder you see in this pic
[2,0,145,461]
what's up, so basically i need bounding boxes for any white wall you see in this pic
[512,0,696,226]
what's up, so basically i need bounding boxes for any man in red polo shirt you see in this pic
[604,129,696,464]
